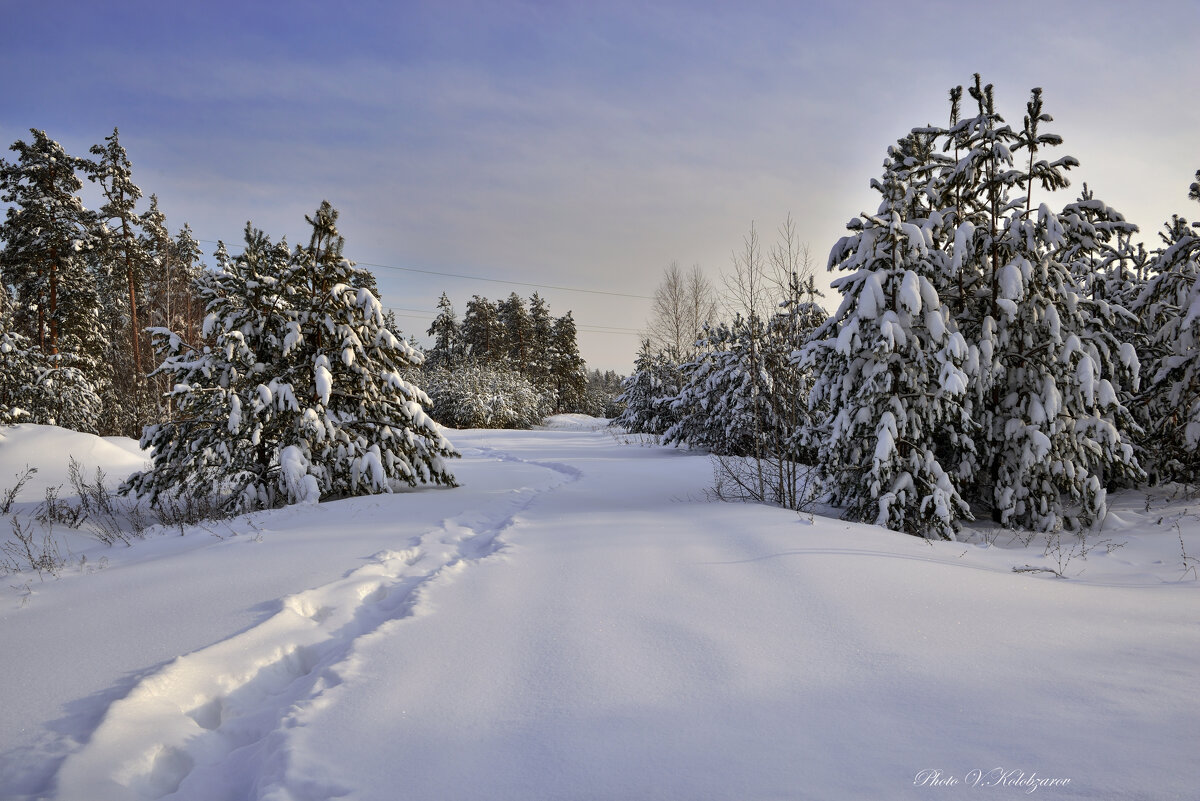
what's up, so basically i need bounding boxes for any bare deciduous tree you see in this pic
[723,214,814,321]
[709,214,821,510]
[645,261,718,356]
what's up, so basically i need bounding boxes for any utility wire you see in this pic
[194,238,648,338]
[385,306,641,333]
[195,239,653,301]
[386,308,642,337]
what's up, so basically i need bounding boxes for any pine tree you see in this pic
[159,221,207,349]
[175,224,207,337]
[802,141,973,538]
[425,292,465,369]
[123,204,457,512]
[349,262,380,295]
[280,201,457,498]
[760,272,826,505]
[612,340,682,435]
[89,134,174,435]
[548,311,587,413]
[1133,173,1200,481]
[939,79,1141,530]
[0,129,106,433]
[665,319,762,456]
[461,295,503,364]
[583,368,626,418]
[1056,186,1141,304]
[89,128,152,385]
[497,292,533,372]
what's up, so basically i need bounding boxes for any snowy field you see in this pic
[0,418,1197,800]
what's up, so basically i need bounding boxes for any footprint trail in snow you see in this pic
[54,448,577,801]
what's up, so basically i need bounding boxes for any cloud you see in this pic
[3,0,1197,371]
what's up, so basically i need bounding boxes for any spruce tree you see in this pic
[526,292,555,388]
[0,290,42,424]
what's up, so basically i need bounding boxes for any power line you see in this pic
[193,238,648,339]
[358,259,652,301]
[575,323,644,333]
[384,307,643,336]
[195,239,653,301]
[577,330,642,337]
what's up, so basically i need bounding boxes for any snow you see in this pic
[898,269,922,314]
[951,220,974,272]
[1,421,1198,800]
[998,259,1025,301]
[313,355,332,406]
[226,394,241,433]
[279,445,320,504]
[856,271,884,320]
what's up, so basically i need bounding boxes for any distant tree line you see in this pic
[418,291,621,427]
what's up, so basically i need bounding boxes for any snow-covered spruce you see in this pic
[611,340,683,436]
[664,321,762,457]
[0,313,101,431]
[666,271,824,460]
[802,136,973,540]
[122,202,457,512]
[0,320,37,425]
[939,79,1142,530]
[1132,174,1200,481]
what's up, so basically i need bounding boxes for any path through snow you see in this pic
[51,446,578,801]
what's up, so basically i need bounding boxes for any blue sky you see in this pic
[3,0,1196,371]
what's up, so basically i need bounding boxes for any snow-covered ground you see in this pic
[1,419,1197,800]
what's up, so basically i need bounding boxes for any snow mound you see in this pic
[0,424,149,503]
[537,414,607,431]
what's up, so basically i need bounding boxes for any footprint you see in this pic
[141,746,194,799]
[283,595,332,623]
[187,698,223,731]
